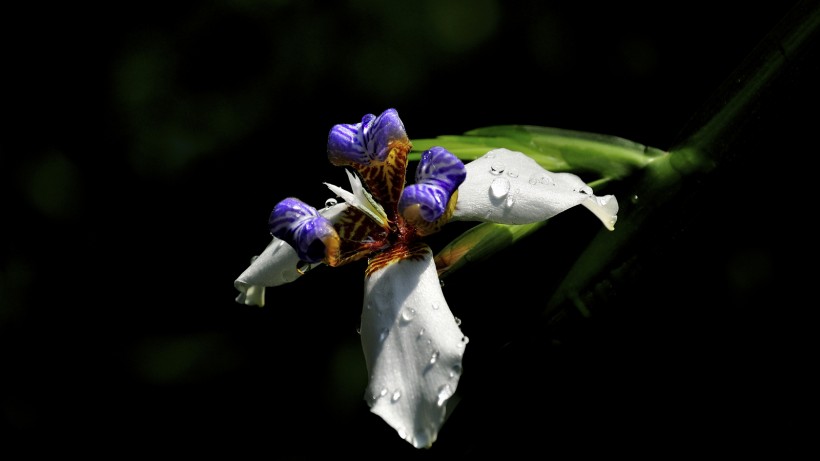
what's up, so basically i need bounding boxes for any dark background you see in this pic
[2,0,815,458]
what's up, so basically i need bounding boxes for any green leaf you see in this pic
[411,125,666,180]
[434,221,547,279]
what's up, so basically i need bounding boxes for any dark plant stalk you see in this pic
[542,0,820,321]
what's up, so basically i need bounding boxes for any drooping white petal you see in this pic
[451,148,619,229]
[360,247,468,448]
[234,238,305,307]
[234,202,351,306]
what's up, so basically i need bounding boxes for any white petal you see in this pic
[234,202,351,306]
[452,148,619,228]
[324,169,388,227]
[234,238,304,307]
[360,247,467,448]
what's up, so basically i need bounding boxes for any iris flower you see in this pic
[234,109,618,448]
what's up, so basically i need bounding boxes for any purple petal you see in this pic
[269,198,338,264]
[327,109,408,166]
[399,147,466,222]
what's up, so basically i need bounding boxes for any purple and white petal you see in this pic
[327,114,376,166]
[399,147,466,222]
[269,198,340,264]
[234,202,350,306]
[365,108,408,163]
[452,148,618,229]
[360,246,467,449]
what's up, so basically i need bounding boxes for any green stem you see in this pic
[543,0,820,320]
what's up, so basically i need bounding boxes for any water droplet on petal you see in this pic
[485,151,496,159]
[490,163,505,175]
[631,194,639,204]
[379,329,388,342]
[401,307,416,322]
[356,326,361,335]
[324,197,338,207]
[490,177,510,199]
[391,390,402,402]
[507,169,519,178]
[432,303,440,310]
[454,317,461,326]
[540,175,554,185]
[505,188,518,208]
[372,387,388,401]
[437,384,454,407]
[450,363,463,378]
[580,185,593,195]
[429,350,440,365]
[417,328,425,338]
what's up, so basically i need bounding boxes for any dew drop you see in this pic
[356,326,361,335]
[432,303,440,310]
[429,350,440,365]
[454,317,462,326]
[539,175,554,185]
[505,189,518,208]
[450,363,463,378]
[401,308,416,322]
[507,169,519,178]
[417,328,425,339]
[631,194,639,204]
[372,387,388,401]
[490,177,510,199]
[379,328,388,342]
[485,151,496,159]
[437,384,453,407]
[324,197,338,207]
[391,390,402,402]
[490,163,505,175]
[580,185,593,195]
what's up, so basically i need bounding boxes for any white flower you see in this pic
[234,109,618,448]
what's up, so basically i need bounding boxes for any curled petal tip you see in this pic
[269,198,340,264]
[327,109,409,167]
[399,147,465,231]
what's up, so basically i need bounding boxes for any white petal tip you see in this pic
[582,194,619,231]
[234,283,265,307]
